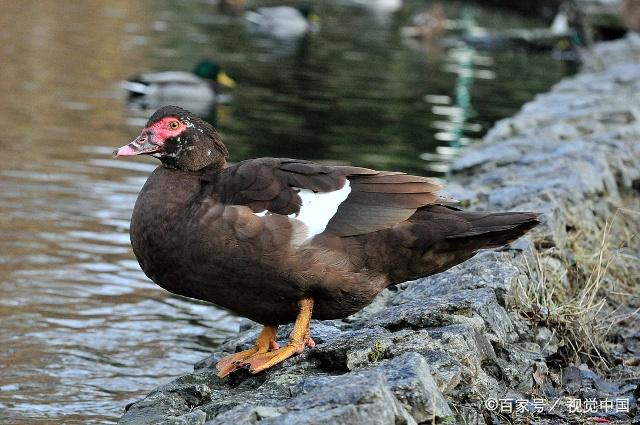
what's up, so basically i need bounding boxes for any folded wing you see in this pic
[215,158,442,238]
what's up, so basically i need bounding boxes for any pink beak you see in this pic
[113,131,161,158]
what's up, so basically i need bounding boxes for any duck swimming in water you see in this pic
[245,5,319,39]
[113,106,540,377]
[341,0,402,16]
[121,60,236,116]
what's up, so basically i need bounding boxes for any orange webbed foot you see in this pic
[238,333,315,374]
[239,344,299,374]
[219,298,315,376]
[216,325,278,378]
[216,346,259,378]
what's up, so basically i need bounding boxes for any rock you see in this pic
[160,410,207,425]
[535,326,560,357]
[494,342,545,394]
[397,251,522,302]
[119,391,191,425]
[309,326,392,371]
[382,287,515,345]
[417,324,496,399]
[249,371,418,425]
[204,406,287,425]
[374,353,453,421]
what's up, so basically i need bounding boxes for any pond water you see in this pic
[0,1,573,423]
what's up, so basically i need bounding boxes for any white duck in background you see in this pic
[245,5,319,39]
[341,0,402,16]
[121,59,236,115]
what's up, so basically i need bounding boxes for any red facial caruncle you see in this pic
[113,116,186,157]
[146,117,187,144]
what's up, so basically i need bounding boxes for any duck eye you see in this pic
[168,120,180,130]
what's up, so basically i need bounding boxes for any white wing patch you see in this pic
[250,180,351,240]
[292,180,351,237]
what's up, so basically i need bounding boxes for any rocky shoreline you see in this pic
[119,35,640,425]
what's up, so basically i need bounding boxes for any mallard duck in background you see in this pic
[121,60,236,116]
[461,7,578,56]
[245,5,319,39]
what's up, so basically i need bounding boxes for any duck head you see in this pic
[113,106,228,171]
[297,5,320,24]
[193,59,236,88]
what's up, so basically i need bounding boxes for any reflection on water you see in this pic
[0,0,572,423]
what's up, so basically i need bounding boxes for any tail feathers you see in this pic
[120,80,150,96]
[446,211,541,248]
[366,206,541,285]
[245,10,261,25]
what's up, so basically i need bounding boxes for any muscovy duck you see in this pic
[113,106,540,377]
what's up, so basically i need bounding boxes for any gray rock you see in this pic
[119,391,191,425]
[309,326,392,371]
[389,324,498,400]
[277,372,417,425]
[374,353,453,421]
[384,329,464,393]
[397,251,522,302]
[205,406,287,425]
[450,143,521,172]
[161,410,207,425]
[535,327,560,357]
[494,342,545,393]
[381,287,514,344]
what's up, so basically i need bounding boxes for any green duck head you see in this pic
[297,5,319,23]
[193,60,236,88]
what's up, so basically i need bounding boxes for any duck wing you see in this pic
[214,158,442,238]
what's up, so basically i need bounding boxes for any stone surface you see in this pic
[119,35,640,425]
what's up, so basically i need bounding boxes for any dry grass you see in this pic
[511,193,640,371]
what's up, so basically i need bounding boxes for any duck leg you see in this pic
[216,325,279,378]
[239,298,315,374]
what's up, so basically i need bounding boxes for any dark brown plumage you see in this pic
[114,106,540,376]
